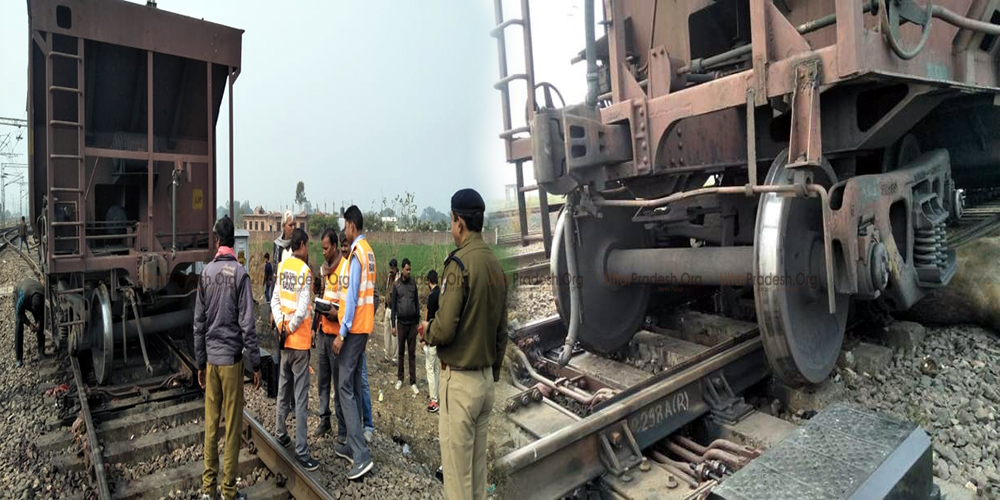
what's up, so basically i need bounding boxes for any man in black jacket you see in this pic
[194,216,261,500]
[391,258,420,394]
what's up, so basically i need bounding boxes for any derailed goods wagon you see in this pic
[27,0,242,384]
[496,0,1000,386]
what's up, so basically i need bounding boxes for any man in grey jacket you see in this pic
[194,215,261,500]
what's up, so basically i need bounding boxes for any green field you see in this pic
[248,235,515,302]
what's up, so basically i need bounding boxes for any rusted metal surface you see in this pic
[27,0,242,67]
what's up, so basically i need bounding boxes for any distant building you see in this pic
[243,206,307,238]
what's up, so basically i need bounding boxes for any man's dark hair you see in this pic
[340,230,347,245]
[290,227,309,251]
[214,216,235,247]
[264,252,270,260]
[401,258,411,268]
[321,228,340,248]
[389,258,398,268]
[31,293,43,312]
[21,216,25,222]
[452,211,484,233]
[344,205,363,232]
[428,269,438,285]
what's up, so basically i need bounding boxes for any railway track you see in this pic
[0,232,336,500]
[499,311,770,499]
[499,308,943,499]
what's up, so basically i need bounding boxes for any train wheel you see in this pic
[89,284,114,385]
[551,205,650,354]
[754,152,849,386]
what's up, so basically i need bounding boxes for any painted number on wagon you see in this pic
[630,390,691,434]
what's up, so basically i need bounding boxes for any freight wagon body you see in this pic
[495,0,1000,386]
[26,0,242,384]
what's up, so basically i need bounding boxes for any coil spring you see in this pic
[914,221,948,269]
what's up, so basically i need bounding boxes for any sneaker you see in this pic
[411,384,419,395]
[298,456,320,471]
[199,494,214,500]
[314,418,331,437]
[276,434,291,448]
[427,400,439,413]
[16,360,23,368]
[364,430,373,443]
[336,435,347,446]
[347,459,373,480]
[394,380,402,390]
[335,443,354,464]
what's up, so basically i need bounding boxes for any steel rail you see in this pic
[242,412,333,500]
[70,355,113,500]
[496,332,766,499]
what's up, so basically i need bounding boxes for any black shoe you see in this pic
[314,418,331,437]
[335,443,354,464]
[276,434,291,447]
[298,456,320,471]
[16,360,23,368]
[347,459,373,480]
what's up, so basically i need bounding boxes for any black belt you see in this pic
[441,361,486,371]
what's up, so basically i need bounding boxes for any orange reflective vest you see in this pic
[320,257,346,335]
[337,237,376,334]
[277,256,312,350]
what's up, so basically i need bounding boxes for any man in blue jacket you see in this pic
[194,216,261,500]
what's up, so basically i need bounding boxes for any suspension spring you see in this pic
[914,221,949,270]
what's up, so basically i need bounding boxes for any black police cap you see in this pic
[451,188,485,214]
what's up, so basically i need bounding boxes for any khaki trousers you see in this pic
[439,366,494,500]
[203,362,245,500]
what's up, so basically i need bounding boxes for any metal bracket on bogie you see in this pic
[786,59,823,170]
[504,386,544,413]
[703,372,753,425]
[598,420,645,481]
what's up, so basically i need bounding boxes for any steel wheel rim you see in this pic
[754,153,849,386]
[90,284,114,385]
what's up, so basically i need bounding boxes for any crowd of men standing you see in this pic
[191,188,508,500]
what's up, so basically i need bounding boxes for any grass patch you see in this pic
[245,234,516,302]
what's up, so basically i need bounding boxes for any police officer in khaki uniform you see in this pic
[419,188,508,500]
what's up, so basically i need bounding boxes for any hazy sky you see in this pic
[0,0,598,216]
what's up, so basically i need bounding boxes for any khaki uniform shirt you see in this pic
[426,232,509,381]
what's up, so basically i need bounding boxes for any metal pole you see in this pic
[228,66,234,218]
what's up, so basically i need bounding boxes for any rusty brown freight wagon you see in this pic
[26,0,242,384]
